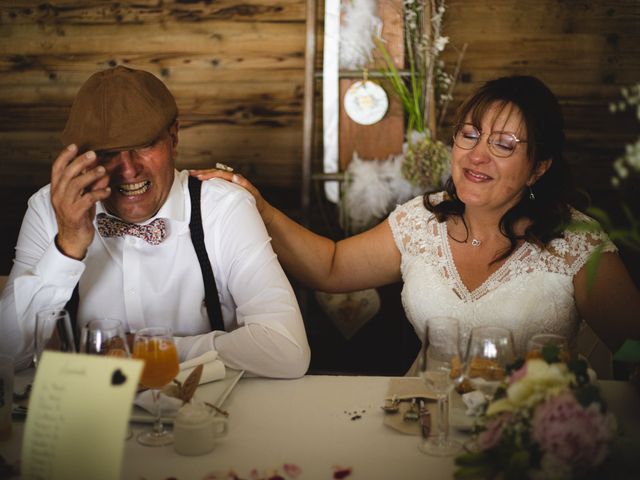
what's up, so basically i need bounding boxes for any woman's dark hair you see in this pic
[426,75,575,262]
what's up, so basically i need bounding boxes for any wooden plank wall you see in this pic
[0,0,307,188]
[0,0,307,273]
[1,0,639,276]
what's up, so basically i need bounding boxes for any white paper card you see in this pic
[21,351,143,480]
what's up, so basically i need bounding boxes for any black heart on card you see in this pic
[111,369,127,386]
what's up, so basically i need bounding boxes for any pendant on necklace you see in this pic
[471,238,481,247]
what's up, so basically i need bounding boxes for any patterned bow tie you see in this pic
[96,213,167,245]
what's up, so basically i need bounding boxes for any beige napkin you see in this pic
[383,377,438,436]
[135,351,225,415]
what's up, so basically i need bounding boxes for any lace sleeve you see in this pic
[388,194,441,257]
[547,209,618,277]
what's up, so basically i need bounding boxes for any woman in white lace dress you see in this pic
[192,76,640,360]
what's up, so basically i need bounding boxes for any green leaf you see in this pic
[567,221,602,233]
[455,451,491,467]
[574,384,606,410]
[613,339,640,362]
[622,204,639,228]
[585,206,613,225]
[454,465,494,479]
[506,357,525,375]
[492,385,507,401]
[454,452,496,480]
[584,243,606,291]
[568,358,590,385]
[541,343,561,363]
[374,37,426,134]
[505,450,531,480]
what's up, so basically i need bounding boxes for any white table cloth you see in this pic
[2,373,639,479]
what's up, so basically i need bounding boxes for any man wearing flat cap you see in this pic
[0,66,310,377]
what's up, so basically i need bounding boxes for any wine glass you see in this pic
[132,326,180,446]
[80,318,133,440]
[526,333,570,362]
[79,318,130,357]
[34,308,76,367]
[464,326,515,403]
[418,316,462,456]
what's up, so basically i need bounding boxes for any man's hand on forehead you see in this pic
[49,144,112,259]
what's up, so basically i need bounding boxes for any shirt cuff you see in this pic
[174,330,223,362]
[35,239,85,288]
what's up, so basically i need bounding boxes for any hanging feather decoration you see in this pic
[340,0,382,70]
[341,152,424,234]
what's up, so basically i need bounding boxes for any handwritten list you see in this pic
[21,351,143,480]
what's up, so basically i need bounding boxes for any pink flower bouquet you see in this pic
[455,352,618,479]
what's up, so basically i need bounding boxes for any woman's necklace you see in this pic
[447,230,483,247]
[448,216,483,247]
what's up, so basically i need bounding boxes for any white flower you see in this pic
[614,159,629,179]
[434,36,449,52]
[486,359,574,416]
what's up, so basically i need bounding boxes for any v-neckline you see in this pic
[439,221,528,300]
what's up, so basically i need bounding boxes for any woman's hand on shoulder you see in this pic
[189,167,271,223]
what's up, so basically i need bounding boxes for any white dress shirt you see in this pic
[0,170,310,377]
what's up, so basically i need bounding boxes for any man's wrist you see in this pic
[54,234,87,261]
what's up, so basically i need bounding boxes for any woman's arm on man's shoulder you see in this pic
[190,168,403,293]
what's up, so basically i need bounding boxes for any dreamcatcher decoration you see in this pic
[343,70,389,126]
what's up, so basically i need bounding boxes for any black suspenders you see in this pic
[65,279,80,347]
[65,176,224,339]
[187,176,225,331]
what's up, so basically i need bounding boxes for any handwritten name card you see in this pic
[21,352,143,480]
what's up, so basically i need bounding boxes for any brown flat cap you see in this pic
[61,66,178,152]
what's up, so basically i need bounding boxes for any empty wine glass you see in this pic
[80,318,130,357]
[132,326,180,446]
[526,333,570,362]
[464,326,515,403]
[34,308,76,367]
[418,316,462,456]
[80,318,133,440]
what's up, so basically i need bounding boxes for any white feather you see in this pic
[341,152,424,234]
[340,0,382,70]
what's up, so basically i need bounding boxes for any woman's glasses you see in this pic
[453,123,527,158]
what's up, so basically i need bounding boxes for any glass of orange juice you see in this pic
[132,326,180,446]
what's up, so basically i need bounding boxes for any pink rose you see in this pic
[508,363,528,384]
[532,392,617,473]
[477,412,514,451]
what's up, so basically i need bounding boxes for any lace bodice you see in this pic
[388,195,617,357]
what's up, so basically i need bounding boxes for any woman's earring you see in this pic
[528,185,535,201]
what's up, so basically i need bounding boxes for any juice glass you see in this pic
[132,326,179,446]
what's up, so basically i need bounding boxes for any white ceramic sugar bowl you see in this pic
[173,402,228,456]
